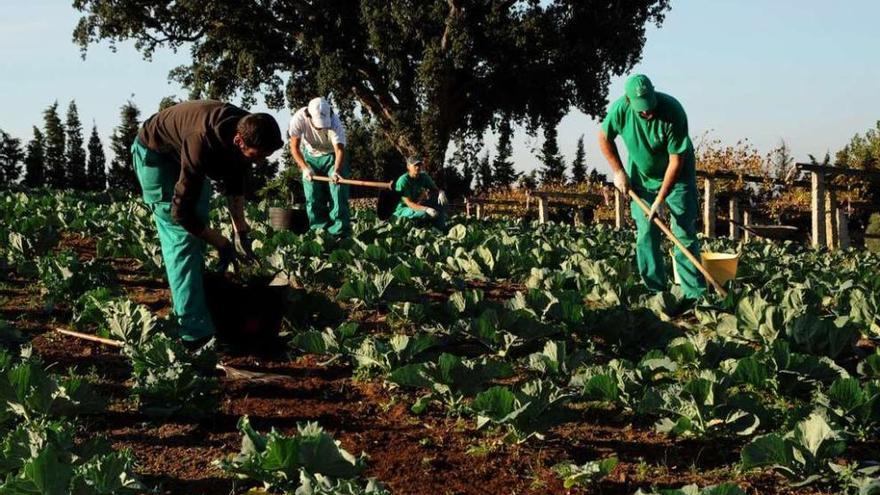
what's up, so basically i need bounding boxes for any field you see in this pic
[1,190,879,495]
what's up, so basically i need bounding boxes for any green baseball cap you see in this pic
[625,74,657,112]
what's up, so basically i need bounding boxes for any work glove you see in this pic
[613,170,630,195]
[302,167,314,182]
[424,207,439,218]
[331,170,342,184]
[437,190,448,206]
[647,199,665,224]
[234,230,257,262]
[217,241,237,273]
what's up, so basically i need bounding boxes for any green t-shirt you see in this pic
[394,172,437,214]
[600,92,696,190]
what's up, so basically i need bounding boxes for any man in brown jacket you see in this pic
[132,100,283,346]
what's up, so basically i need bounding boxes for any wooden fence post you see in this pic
[742,210,751,243]
[614,189,626,230]
[729,196,741,241]
[475,203,483,220]
[703,177,716,237]
[837,209,850,249]
[537,196,547,224]
[465,199,472,218]
[825,187,839,250]
[811,170,826,248]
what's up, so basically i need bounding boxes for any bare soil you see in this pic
[0,234,853,495]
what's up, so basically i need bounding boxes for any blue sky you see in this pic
[2,0,879,177]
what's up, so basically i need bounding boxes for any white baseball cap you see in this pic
[307,97,332,128]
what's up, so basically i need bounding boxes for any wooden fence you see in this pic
[464,163,878,250]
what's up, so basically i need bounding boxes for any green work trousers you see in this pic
[393,198,446,229]
[630,177,707,299]
[132,139,215,341]
[301,147,350,236]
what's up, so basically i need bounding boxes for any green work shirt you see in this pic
[601,92,696,190]
[394,172,436,214]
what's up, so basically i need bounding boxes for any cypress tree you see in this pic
[571,134,587,184]
[538,124,565,185]
[65,101,88,190]
[107,101,141,192]
[24,127,45,188]
[0,129,24,185]
[492,120,519,189]
[43,102,66,188]
[475,152,493,193]
[86,124,107,191]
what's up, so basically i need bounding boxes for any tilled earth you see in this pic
[0,234,850,495]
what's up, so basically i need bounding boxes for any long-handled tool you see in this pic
[54,327,291,384]
[312,175,393,189]
[628,190,728,297]
[311,175,403,220]
[723,216,799,241]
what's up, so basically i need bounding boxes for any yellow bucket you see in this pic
[672,251,740,286]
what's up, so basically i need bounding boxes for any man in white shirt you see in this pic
[288,97,350,235]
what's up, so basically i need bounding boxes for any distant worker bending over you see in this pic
[597,74,706,299]
[393,156,448,228]
[289,97,351,236]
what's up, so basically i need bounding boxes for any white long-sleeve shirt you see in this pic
[287,107,346,157]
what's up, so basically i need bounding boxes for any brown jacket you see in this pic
[138,100,248,234]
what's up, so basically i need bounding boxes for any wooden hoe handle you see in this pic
[627,190,728,297]
[312,175,393,190]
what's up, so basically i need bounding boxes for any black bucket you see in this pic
[377,190,403,220]
[269,206,309,234]
[203,272,288,354]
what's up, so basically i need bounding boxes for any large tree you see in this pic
[538,123,565,185]
[346,115,403,182]
[0,129,24,185]
[43,102,66,189]
[66,101,88,190]
[73,0,670,178]
[570,134,586,184]
[24,127,45,188]
[86,124,107,191]
[107,101,141,192]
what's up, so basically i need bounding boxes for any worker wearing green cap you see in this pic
[598,74,706,299]
[392,156,448,228]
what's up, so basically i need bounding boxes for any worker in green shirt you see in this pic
[393,156,448,228]
[598,74,706,299]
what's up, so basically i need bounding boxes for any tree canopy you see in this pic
[73,0,670,174]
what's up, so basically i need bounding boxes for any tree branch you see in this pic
[441,0,461,52]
